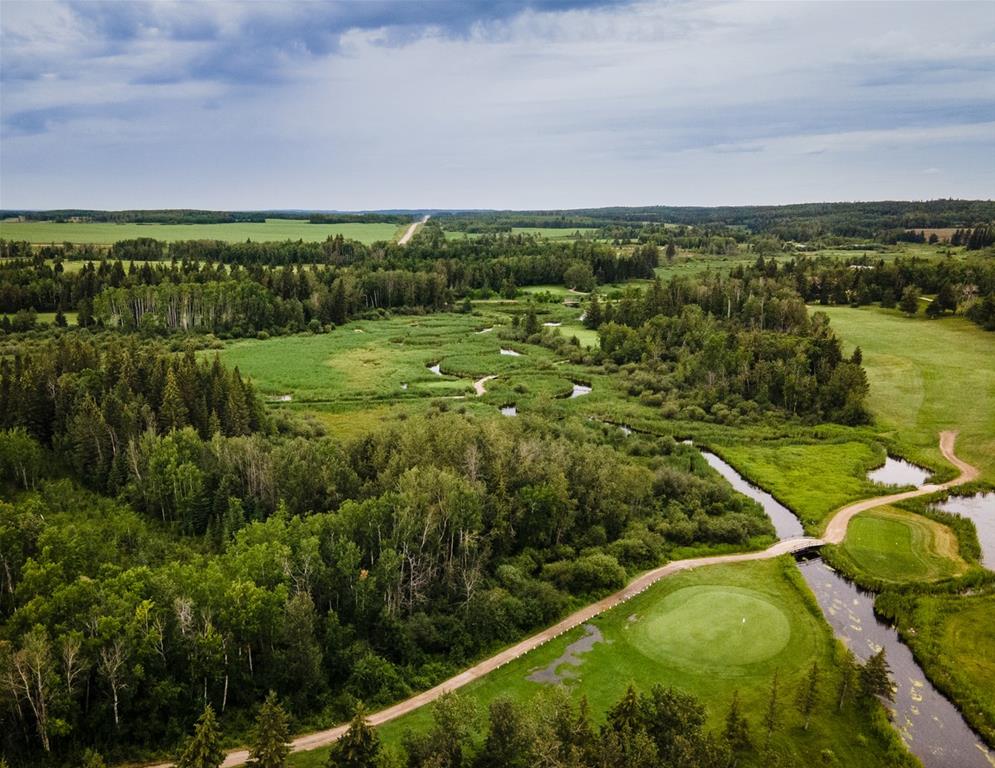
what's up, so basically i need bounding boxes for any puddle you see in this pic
[868,457,931,487]
[500,405,517,417]
[476,327,494,334]
[569,383,592,398]
[527,624,603,684]
[935,492,995,569]
[500,348,522,357]
[428,363,442,375]
[400,383,408,390]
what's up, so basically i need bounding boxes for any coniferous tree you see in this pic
[861,649,894,702]
[327,706,380,768]
[161,368,189,431]
[248,691,291,768]
[795,662,820,730]
[177,705,225,768]
[724,690,752,758]
[837,648,859,712]
[763,671,780,749]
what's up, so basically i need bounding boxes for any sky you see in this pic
[1,0,994,211]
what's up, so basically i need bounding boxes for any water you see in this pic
[543,321,562,327]
[476,327,494,334]
[428,363,442,375]
[400,383,408,390]
[500,405,517,417]
[619,425,632,436]
[500,348,522,356]
[698,450,805,540]
[868,457,931,487]
[798,558,993,768]
[569,383,592,398]
[527,624,603,684]
[935,492,995,569]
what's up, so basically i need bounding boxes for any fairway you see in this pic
[839,506,968,584]
[0,219,403,245]
[817,306,995,483]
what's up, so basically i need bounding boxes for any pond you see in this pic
[868,457,931,487]
[696,448,805,540]
[500,348,522,357]
[543,321,562,327]
[569,383,592,398]
[428,363,442,375]
[798,558,993,767]
[500,405,517,417]
[935,492,995,569]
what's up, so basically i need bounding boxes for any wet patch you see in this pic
[527,624,604,684]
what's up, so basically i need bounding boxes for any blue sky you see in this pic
[1,0,993,210]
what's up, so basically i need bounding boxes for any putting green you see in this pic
[630,585,791,672]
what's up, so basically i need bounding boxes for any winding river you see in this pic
[707,450,993,767]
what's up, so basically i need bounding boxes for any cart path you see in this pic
[473,375,497,396]
[148,431,977,768]
[398,214,430,245]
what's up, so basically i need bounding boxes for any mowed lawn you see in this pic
[838,506,968,585]
[0,219,403,244]
[817,306,995,483]
[287,559,907,768]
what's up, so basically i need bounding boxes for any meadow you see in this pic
[287,558,908,768]
[443,227,598,240]
[0,219,403,244]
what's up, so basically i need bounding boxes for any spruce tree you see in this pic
[248,691,290,768]
[327,706,381,768]
[861,649,894,701]
[795,661,820,730]
[837,648,858,712]
[160,368,188,431]
[763,671,780,749]
[724,690,752,756]
[177,705,225,768]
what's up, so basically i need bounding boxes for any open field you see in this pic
[444,227,598,240]
[817,306,995,484]
[287,558,909,768]
[0,219,404,244]
[715,440,885,531]
[837,506,968,584]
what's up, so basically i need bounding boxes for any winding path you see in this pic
[148,431,978,768]
[473,375,497,396]
[398,214,430,245]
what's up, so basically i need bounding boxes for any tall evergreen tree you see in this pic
[160,368,189,431]
[724,690,752,758]
[795,662,820,730]
[861,649,894,702]
[327,706,380,768]
[177,705,225,768]
[763,671,780,749]
[248,691,291,768]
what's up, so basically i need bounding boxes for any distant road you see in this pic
[146,432,976,768]
[399,214,430,245]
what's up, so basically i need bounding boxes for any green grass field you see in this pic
[715,440,885,531]
[444,227,597,241]
[838,506,968,584]
[0,219,404,245]
[817,306,995,484]
[287,558,909,768]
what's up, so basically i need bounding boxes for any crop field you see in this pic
[837,506,967,584]
[0,219,403,244]
[817,306,995,483]
[287,558,907,768]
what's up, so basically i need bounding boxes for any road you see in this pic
[398,214,430,245]
[149,431,977,768]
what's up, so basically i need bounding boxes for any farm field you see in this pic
[836,506,968,585]
[444,227,598,240]
[287,558,907,768]
[0,219,404,244]
[817,306,995,484]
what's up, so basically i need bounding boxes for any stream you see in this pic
[703,448,993,766]
[935,492,995,569]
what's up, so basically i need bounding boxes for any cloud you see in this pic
[1,0,993,208]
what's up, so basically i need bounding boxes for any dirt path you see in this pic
[821,430,976,544]
[473,375,497,396]
[148,432,978,768]
[398,214,430,245]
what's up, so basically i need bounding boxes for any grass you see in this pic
[715,440,885,531]
[837,506,968,585]
[2,310,79,326]
[0,219,404,245]
[816,306,995,483]
[443,227,597,241]
[287,558,912,768]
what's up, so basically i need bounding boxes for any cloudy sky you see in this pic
[1,0,993,210]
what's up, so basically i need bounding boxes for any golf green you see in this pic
[630,585,792,672]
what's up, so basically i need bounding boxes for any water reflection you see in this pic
[936,493,995,569]
[868,457,931,487]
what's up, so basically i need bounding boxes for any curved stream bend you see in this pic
[148,431,978,768]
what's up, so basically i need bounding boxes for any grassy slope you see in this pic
[287,559,909,768]
[817,306,995,484]
[837,506,968,584]
[0,219,403,245]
